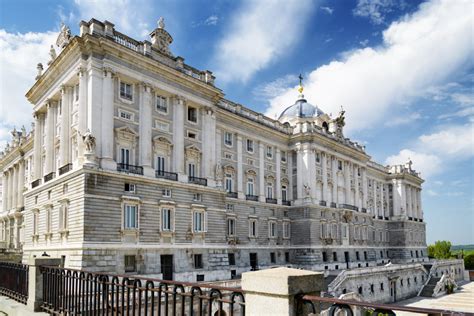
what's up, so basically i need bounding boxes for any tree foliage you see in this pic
[465,253,474,270]
[427,241,452,259]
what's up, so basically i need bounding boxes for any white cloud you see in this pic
[385,149,442,179]
[253,74,298,101]
[353,0,404,25]
[213,0,314,83]
[0,30,58,148]
[426,189,438,196]
[384,112,421,127]
[359,39,369,46]
[265,0,473,134]
[320,6,334,15]
[204,15,219,26]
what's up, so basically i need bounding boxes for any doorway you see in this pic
[249,253,258,271]
[344,251,350,269]
[390,280,397,302]
[161,255,173,280]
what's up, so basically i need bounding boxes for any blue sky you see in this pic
[0,0,472,244]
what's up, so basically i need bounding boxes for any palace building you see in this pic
[0,18,430,282]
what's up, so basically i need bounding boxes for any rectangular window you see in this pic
[161,208,172,231]
[193,211,205,232]
[269,221,276,238]
[124,255,136,272]
[187,131,197,139]
[316,153,321,163]
[156,156,165,172]
[266,183,273,198]
[283,222,290,238]
[282,186,288,202]
[228,253,236,266]
[270,252,276,263]
[246,139,254,153]
[123,204,138,229]
[59,203,68,230]
[226,204,234,211]
[188,107,197,122]
[124,183,136,193]
[120,82,133,101]
[247,178,254,195]
[356,251,360,261]
[120,148,130,165]
[266,146,273,158]
[338,160,343,171]
[281,151,287,162]
[156,95,167,112]
[188,163,196,177]
[333,252,338,261]
[249,220,257,237]
[224,132,233,146]
[194,254,203,269]
[227,218,236,236]
[193,193,202,201]
[225,174,233,192]
[119,109,133,121]
[285,252,290,263]
[156,120,169,131]
[162,189,172,197]
[322,252,327,262]
[364,251,368,260]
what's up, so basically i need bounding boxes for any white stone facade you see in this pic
[0,19,427,282]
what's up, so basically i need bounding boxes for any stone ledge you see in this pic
[0,296,49,316]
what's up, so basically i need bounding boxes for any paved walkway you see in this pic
[394,281,474,314]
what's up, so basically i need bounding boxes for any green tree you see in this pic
[427,245,435,258]
[428,240,452,259]
[464,253,474,270]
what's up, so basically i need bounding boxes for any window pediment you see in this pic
[115,126,139,139]
[245,169,257,176]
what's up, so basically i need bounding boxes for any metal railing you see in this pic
[330,202,337,208]
[265,198,277,204]
[282,200,291,206]
[226,192,238,198]
[339,204,358,211]
[245,195,258,201]
[0,262,28,304]
[117,163,144,175]
[297,295,457,316]
[58,163,73,176]
[319,200,327,206]
[155,170,178,181]
[44,171,56,183]
[39,266,245,315]
[188,176,208,186]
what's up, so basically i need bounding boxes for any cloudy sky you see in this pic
[0,0,472,244]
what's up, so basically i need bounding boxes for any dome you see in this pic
[278,95,325,120]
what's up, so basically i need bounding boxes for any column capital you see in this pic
[102,66,115,78]
[77,66,86,76]
[60,84,73,94]
[173,94,187,104]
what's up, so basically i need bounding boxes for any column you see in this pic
[17,160,25,208]
[354,165,360,209]
[331,157,338,205]
[287,151,293,201]
[2,172,7,211]
[12,165,18,209]
[201,107,216,181]
[400,182,407,218]
[296,148,304,200]
[236,135,244,199]
[172,96,185,176]
[412,187,418,220]
[418,189,423,220]
[406,185,412,219]
[322,152,328,202]
[344,161,351,205]
[33,113,44,180]
[100,68,115,170]
[362,168,368,210]
[308,149,317,200]
[77,67,87,162]
[276,148,282,203]
[44,102,56,175]
[139,83,153,176]
[87,67,103,159]
[380,183,384,219]
[7,169,13,210]
[258,142,265,202]
[373,179,377,217]
[59,86,72,167]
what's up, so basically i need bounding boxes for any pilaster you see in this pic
[344,161,351,205]
[32,113,44,180]
[100,68,116,170]
[17,160,25,208]
[12,165,18,210]
[86,67,103,162]
[201,107,216,184]
[1,172,7,212]
[362,167,368,210]
[44,101,56,175]
[276,148,282,203]
[172,96,185,177]
[331,156,338,205]
[354,164,360,209]
[237,135,244,199]
[77,67,88,163]
[59,85,73,167]
[321,152,328,202]
[258,142,265,202]
[139,82,154,177]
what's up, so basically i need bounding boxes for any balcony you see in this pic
[44,172,55,183]
[378,216,383,220]
[361,208,367,213]
[384,216,389,220]
[246,195,258,201]
[282,200,291,206]
[409,216,413,221]
[330,202,337,208]
[340,204,358,211]
[117,163,144,175]
[188,176,207,186]
[155,170,178,181]
[58,163,72,176]
[31,179,41,189]
[266,198,277,204]
[226,192,238,198]
[319,200,327,207]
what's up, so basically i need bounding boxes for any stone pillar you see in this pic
[354,165,360,209]
[411,187,417,220]
[406,185,412,219]
[2,172,7,211]
[201,107,216,183]
[77,67,87,162]
[87,67,103,161]
[308,150,317,200]
[362,168,368,210]
[59,86,72,167]
[276,148,282,203]
[296,148,304,201]
[259,142,265,202]
[344,161,351,205]
[241,267,324,316]
[33,113,44,180]
[44,102,56,175]
[11,165,18,210]
[26,257,62,312]
[332,157,338,205]
[400,181,407,218]
[373,179,377,217]
[380,183,384,219]
[237,135,244,199]
[418,189,423,220]
[17,160,25,208]
[322,152,328,202]
[7,169,13,210]
[172,96,185,177]
[287,151,293,201]
[100,68,116,170]
[392,180,401,217]
[139,83,154,177]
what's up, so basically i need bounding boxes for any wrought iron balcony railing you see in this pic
[188,176,207,186]
[226,191,238,198]
[330,202,337,208]
[58,163,73,176]
[117,163,144,175]
[266,198,277,204]
[319,200,327,206]
[246,195,258,201]
[282,200,291,206]
[44,172,55,183]
[155,170,178,181]
[340,204,358,211]
[361,208,367,213]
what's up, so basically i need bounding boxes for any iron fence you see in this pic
[40,265,245,315]
[0,261,29,304]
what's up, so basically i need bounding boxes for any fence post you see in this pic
[241,267,324,316]
[26,257,62,312]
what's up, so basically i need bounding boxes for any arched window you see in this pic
[322,121,329,132]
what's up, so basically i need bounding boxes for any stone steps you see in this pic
[419,277,441,297]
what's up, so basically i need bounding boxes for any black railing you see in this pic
[282,200,291,206]
[31,179,41,188]
[39,266,245,315]
[227,192,238,198]
[378,216,383,220]
[297,294,454,316]
[330,202,337,208]
[420,219,423,222]
[0,262,28,304]
[58,163,73,176]
[117,163,144,175]
[409,217,413,221]
[319,200,327,207]
[246,195,258,201]
[188,176,208,186]
[266,198,277,204]
[361,208,367,213]
[155,170,178,181]
[340,204,358,211]
[44,172,55,183]
[384,217,389,220]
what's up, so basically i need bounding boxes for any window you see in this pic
[338,160,343,171]
[120,82,133,101]
[123,204,138,229]
[187,131,197,139]
[48,190,52,200]
[156,95,167,112]
[370,284,374,293]
[228,253,236,266]
[193,193,202,201]
[119,109,133,121]
[269,221,276,238]
[266,146,273,158]
[46,207,52,233]
[224,132,233,146]
[249,219,257,237]
[281,151,287,162]
[246,178,254,195]
[266,183,273,198]
[124,255,136,272]
[162,189,172,197]
[225,174,233,192]
[316,153,321,163]
[194,254,203,269]
[120,148,130,165]
[156,120,169,132]
[364,251,368,260]
[356,251,360,261]
[227,218,236,236]
[188,106,197,123]
[285,252,290,263]
[282,185,288,202]
[333,252,338,261]
[33,211,39,236]
[161,208,172,231]
[196,274,204,282]
[270,252,276,263]
[124,183,136,193]
[322,251,327,262]
[246,139,254,153]
[63,184,68,194]
[193,210,205,232]
[247,158,254,166]
[226,204,234,211]
[59,202,69,230]
[156,156,165,172]
[188,163,196,177]
[283,221,290,239]
[380,283,384,291]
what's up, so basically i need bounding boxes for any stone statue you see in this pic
[215,162,223,180]
[158,17,165,29]
[48,45,57,65]
[334,106,345,139]
[405,158,413,171]
[21,125,26,136]
[303,183,311,197]
[56,22,71,49]
[36,63,43,80]
[81,129,96,153]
